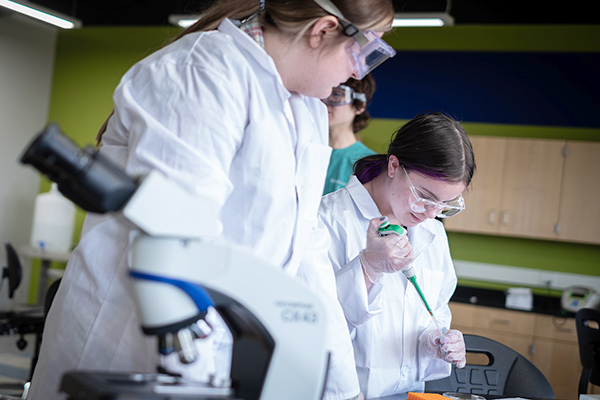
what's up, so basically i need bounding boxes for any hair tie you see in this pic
[260,0,266,11]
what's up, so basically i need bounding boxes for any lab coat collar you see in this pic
[346,174,437,261]
[219,18,290,103]
[346,175,381,220]
[220,19,326,175]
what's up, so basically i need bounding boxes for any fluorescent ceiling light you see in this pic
[393,13,454,27]
[0,0,81,29]
[169,14,200,28]
[169,12,454,30]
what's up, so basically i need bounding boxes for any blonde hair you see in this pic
[177,0,393,40]
[96,0,394,145]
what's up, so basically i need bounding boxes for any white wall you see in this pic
[0,14,57,306]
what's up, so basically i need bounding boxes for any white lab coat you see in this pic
[29,19,331,400]
[297,221,363,399]
[318,175,457,399]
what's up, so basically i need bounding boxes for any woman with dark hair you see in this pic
[299,112,475,398]
[29,0,397,399]
[322,74,377,194]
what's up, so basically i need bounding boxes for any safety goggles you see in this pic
[312,0,396,79]
[322,84,367,106]
[402,165,465,218]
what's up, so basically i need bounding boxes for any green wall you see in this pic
[42,25,600,300]
[49,27,178,147]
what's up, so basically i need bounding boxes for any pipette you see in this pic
[401,265,446,337]
[378,221,446,337]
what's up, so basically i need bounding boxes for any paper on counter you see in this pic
[505,287,533,311]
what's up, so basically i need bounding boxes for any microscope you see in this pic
[20,124,330,400]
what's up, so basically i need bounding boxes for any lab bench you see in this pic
[450,285,572,317]
[449,286,582,400]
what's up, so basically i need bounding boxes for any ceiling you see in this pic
[19,0,600,26]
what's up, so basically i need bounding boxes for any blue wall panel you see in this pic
[370,52,600,128]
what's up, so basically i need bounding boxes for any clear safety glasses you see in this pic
[322,84,367,106]
[346,30,396,79]
[312,0,396,79]
[402,165,465,218]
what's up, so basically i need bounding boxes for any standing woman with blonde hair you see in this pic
[28,0,396,399]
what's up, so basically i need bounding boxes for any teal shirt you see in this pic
[323,141,376,195]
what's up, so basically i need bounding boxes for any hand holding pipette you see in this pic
[377,219,466,368]
[359,217,413,284]
[420,328,466,368]
[377,220,443,333]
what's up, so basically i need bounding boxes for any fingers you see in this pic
[367,216,389,238]
[441,329,463,343]
[363,216,413,276]
[443,350,466,368]
[420,327,444,359]
[440,329,466,368]
[368,216,408,237]
[386,238,413,272]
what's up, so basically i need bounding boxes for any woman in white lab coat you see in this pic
[308,112,475,398]
[28,1,396,400]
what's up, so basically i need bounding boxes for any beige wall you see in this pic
[0,14,57,306]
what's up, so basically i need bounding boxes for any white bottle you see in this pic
[29,183,76,252]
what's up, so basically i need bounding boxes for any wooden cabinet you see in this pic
[443,137,506,234]
[444,137,600,244]
[448,302,476,329]
[449,302,581,400]
[498,138,564,238]
[530,314,580,400]
[471,305,535,336]
[556,141,600,244]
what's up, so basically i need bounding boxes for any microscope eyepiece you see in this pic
[20,123,138,213]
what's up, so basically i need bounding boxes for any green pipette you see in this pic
[378,221,446,337]
[401,265,445,336]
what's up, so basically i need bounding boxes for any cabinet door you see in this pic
[449,302,475,328]
[534,314,577,343]
[530,338,580,400]
[472,305,535,336]
[444,136,506,233]
[470,327,533,361]
[557,141,600,244]
[498,138,564,239]
[532,314,579,400]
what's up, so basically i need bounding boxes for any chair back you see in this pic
[576,308,600,394]
[44,278,61,318]
[425,334,554,398]
[1,243,22,298]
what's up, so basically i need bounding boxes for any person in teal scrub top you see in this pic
[323,75,376,195]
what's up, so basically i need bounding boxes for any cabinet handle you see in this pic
[555,327,573,333]
[492,319,511,325]
[489,210,496,225]
[501,211,509,226]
